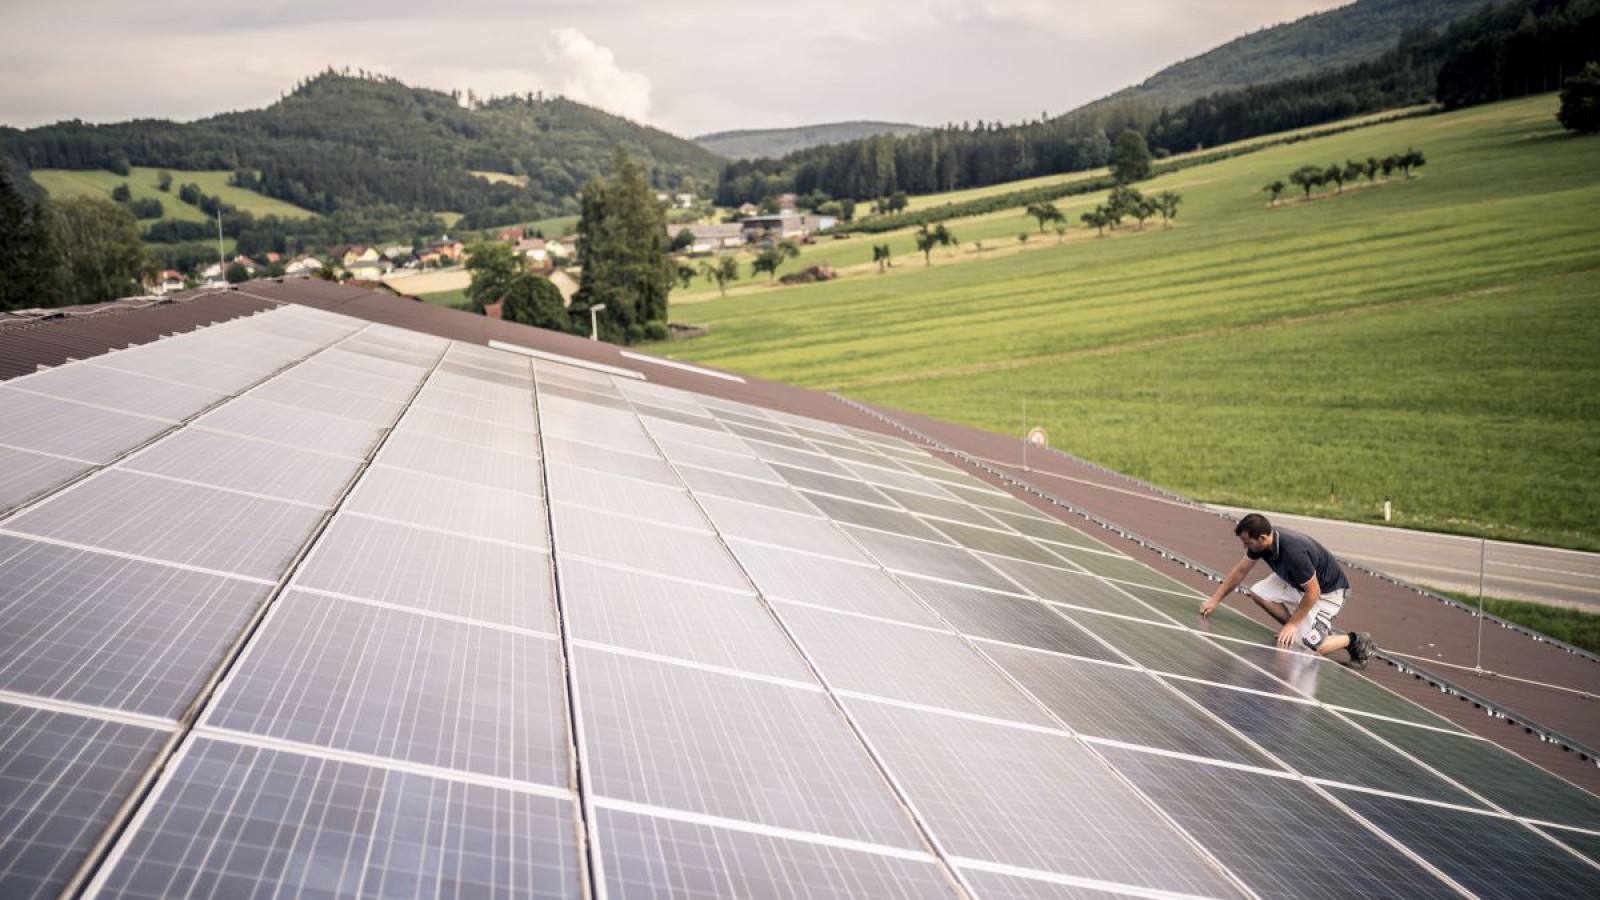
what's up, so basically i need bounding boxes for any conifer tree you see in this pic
[573,148,672,343]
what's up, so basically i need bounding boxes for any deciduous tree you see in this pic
[47,196,151,304]
[1110,130,1153,184]
[1558,62,1600,134]
[0,171,62,310]
[698,255,740,296]
[751,240,800,280]
[913,223,956,265]
[464,240,524,313]
[1026,201,1063,234]
[501,273,571,332]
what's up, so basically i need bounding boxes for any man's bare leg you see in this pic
[1250,594,1292,625]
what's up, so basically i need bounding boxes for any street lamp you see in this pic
[589,304,606,341]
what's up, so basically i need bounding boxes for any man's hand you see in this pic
[1200,594,1223,617]
[1276,621,1299,648]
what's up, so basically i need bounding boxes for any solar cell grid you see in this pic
[539,415,661,459]
[436,360,531,389]
[1215,639,1461,726]
[842,525,1018,593]
[538,392,642,431]
[396,406,541,458]
[547,468,708,530]
[295,514,556,631]
[574,646,925,849]
[800,492,951,542]
[552,504,749,589]
[533,364,622,393]
[95,738,582,900]
[0,703,168,900]
[696,494,865,561]
[559,557,814,681]
[1348,714,1600,829]
[208,591,568,784]
[301,348,430,391]
[738,438,854,476]
[595,806,961,900]
[770,463,893,506]
[932,521,1083,568]
[195,396,385,460]
[409,381,538,431]
[1097,747,1460,900]
[876,484,1008,527]
[120,428,361,507]
[374,430,545,496]
[343,464,548,545]
[1333,789,1600,899]
[629,403,714,430]
[0,446,91,516]
[6,468,326,581]
[655,438,780,482]
[0,536,270,718]
[1540,825,1600,866]
[1072,610,1294,693]
[1051,546,1191,593]
[726,540,941,625]
[981,645,1278,767]
[774,601,1054,726]
[676,465,817,513]
[983,508,1120,552]
[88,346,265,394]
[898,575,1122,661]
[1171,680,1485,806]
[15,361,225,422]
[842,698,1242,895]
[539,381,635,410]
[542,434,680,485]
[959,869,1210,900]
[0,388,174,464]
[248,375,409,424]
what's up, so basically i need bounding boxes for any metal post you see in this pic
[1475,539,1486,673]
[1022,398,1028,471]
[589,304,606,341]
[216,209,225,278]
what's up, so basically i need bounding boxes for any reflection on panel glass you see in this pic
[0,446,92,515]
[0,703,168,900]
[775,602,1053,726]
[986,646,1276,767]
[728,540,942,626]
[123,428,361,507]
[1350,714,1600,830]
[553,504,748,589]
[8,469,324,581]
[899,575,1122,661]
[801,491,950,542]
[597,806,961,900]
[1073,609,1292,694]
[0,536,270,718]
[548,467,707,531]
[197,396,385,460]
[1335,788,1600,900]
[960,868,1202,899]
[676,465,816,513]
[844,526,1017,593]
[559,557,814,682]
[97,739,582,899]
[1173,680,1483,807]
[210,592,568,785]
[343,464,548,547]
[575,647,923,849]
[697,494,863,561]
[14,362,228,422]
[0,388,173,464]
[375,430,545,496]
[844,698,1240,896]
[297,514,556,632]
[1099,747,1460,900]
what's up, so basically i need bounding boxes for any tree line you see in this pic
[0,170,151,310]
[714,0,1598,209]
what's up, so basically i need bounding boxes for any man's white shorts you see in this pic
[1251,573,1347,645]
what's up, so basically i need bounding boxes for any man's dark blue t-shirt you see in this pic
[1247,528,1350,594]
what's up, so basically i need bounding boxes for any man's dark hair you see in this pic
[1234,513,1272,539]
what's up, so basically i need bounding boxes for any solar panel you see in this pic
[5,301,1598,899]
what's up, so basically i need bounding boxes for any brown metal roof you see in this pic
[10,277,1597,792]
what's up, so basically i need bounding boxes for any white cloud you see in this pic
[543,27,653,124]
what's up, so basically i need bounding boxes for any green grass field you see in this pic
[651,95,1600,551]
[31,167,318,227]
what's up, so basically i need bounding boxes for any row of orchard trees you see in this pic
[1264,149,1426,204]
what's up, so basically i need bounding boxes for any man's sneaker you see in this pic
[1347,632,1375,669]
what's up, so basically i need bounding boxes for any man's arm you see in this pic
[1276,574,1321,647]
[1201,556,1256,616]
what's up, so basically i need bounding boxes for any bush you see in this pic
[1558,61,1600,135]
[643,320,669,341]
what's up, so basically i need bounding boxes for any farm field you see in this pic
[649,94,1600,551]
[31,167,318,226]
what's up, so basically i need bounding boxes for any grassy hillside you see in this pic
[31,167,317,226]
[696,122,930,160]
[653,95,1600,551]
[1096,0,1487,112]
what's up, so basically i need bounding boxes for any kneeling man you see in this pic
[1201,513,1375,668]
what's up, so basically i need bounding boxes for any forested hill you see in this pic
[0,71,726,228]
[696,122,929,160]
[1095,0,1491,112]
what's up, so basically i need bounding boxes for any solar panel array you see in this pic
[1,304,1597,899]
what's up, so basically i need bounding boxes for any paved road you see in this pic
[1210,507,1600,613]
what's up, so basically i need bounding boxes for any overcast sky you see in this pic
[2,1,1350,138]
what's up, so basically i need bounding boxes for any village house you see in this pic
[425,237,466,262]
[668,223,745,254]
[145,270,186,295]
[284,255,323,277]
